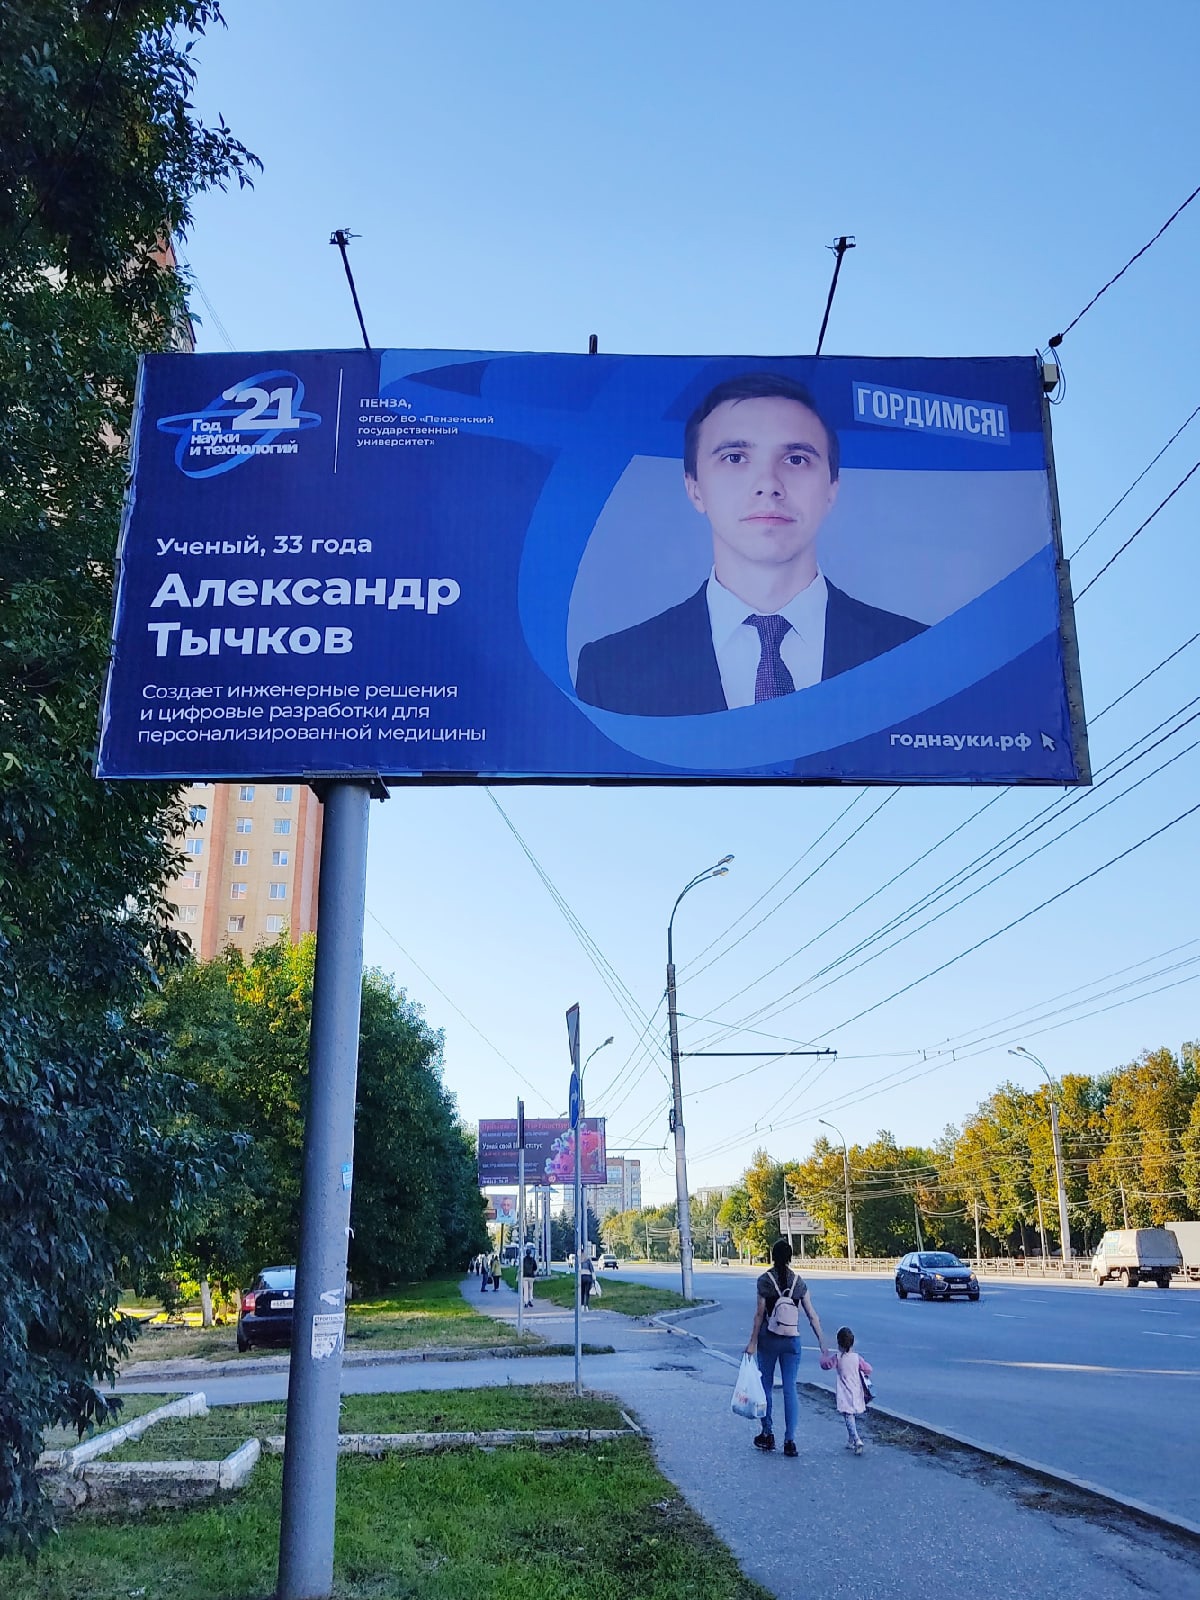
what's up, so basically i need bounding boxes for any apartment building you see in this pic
[169,780,322,960]
[583,1157,643,1221]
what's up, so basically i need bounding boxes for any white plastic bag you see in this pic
[731,1353,767,1420]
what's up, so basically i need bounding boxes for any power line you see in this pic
[484,790,657,1051]
[1068,402,1200,560]
[365,906,553,1108]
[1048,182,1200,348]
[813,796,1200,1041]
[678,791,870,975]
[1074,458,1200,600]
[689,685,1200,1053]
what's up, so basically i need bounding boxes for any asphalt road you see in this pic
[616,1261,1200,1525]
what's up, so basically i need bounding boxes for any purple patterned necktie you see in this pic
[745,613,795,702]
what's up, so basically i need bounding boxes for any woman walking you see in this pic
[745,1240,829,1457]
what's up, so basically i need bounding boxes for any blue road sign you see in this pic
[568,1069,581,1131]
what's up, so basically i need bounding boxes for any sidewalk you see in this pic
[462,1279,1200,1600]
[115,1276,1200,1598]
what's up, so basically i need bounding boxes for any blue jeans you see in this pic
[756,1331,800,1443]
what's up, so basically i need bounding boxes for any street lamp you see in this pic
[575,1035,614,1268]
[818,1118,856,1269]
[1010,1046,1072,1262]
[572,1031,612,1397]
[666,855,733,1301]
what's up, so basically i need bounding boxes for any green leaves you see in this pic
[1,0,258,1557]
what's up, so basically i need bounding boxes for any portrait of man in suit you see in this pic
[574,372,926,717]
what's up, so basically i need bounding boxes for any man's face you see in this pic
[684,395,839,569]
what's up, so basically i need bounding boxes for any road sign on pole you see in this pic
[568,1069,581,1131]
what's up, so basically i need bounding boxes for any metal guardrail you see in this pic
[795,1256,1095,1278]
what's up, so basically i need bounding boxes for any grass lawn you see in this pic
[119,1274,535,1368]
[40,1393,181,1452]
[504,1267,695,1317]
[105,1385,629,1461]
[7,1400,768,1600]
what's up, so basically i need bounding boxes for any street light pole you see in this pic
[1010,1046,1072,1262]
[818,1118,855,1269]
[572,1032,612,1398]
[666,855,732,1301]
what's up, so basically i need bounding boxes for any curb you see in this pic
[651,1317,1200,1546]
[117,1341,621,1385]
[646,1301,720,1327]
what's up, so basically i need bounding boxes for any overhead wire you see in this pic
[365,906,553,1108]
[687,689,1200,1052]
[1048,181,1200,348]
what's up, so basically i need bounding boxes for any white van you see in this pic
[1090,1228,1182,1288]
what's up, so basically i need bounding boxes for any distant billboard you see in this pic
[478,1118,607,1187]
[97,350,1087,785]
[487,1193,518,1224]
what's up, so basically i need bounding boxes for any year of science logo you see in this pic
[156,369,322,479]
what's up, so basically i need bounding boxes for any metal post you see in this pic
[665,945,693,1301]
[1120,1181,1130,1229]
[278,781,373,1600]
[974,1199,982,1264]
[1049,1097,1072,1262]
[1036,1191,1048,1268]
[573,1117,583,1397]
[516,1098,526,1338]
[820,1118,854,1269]
[664,858,731,1302]
[1009,1046,1073,1264]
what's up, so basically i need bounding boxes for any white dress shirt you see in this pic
[706,569,828,708]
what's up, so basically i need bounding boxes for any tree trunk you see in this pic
[199,1277,214,1329]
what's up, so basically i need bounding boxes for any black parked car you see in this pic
[895,1251,980,1301]
[237,1266,296,1351]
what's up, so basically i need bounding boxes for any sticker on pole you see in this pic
[310,1312,345,1361]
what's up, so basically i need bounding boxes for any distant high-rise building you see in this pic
[588,1157,643,1220]
[168,781,322,960]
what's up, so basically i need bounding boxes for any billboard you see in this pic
[97,350,1088,785]
[477,1118,607,1187]
[486,1193,518,1224]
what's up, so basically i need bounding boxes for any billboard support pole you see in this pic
[278,777,381,1600]
[516,1099,526,1337]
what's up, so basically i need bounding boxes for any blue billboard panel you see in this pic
[96,350,1088,785]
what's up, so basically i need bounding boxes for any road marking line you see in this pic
[993,1313,1018,1319]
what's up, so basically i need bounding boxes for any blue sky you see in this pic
[181,3,1200,1201]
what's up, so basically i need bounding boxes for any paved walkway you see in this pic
[115,1277,1200,1599]
[459,1278,1200,1600]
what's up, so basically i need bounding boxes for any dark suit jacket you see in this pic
[575,581,926,716]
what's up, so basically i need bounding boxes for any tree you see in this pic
[151,940,489,1293]
[0,1,257,1552]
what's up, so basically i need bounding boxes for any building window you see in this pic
[273,818,291,835]
[265,915,284,934]
[184,838,203,856]
[182,870,202,889]
[235,817,252,834]
[268,882,287,901]
[227,915,245,933]
[188,803,208,823]
[275,786,294,803]
[233,848,249,866]
[272,850,289,866]
[238,785,255,801]
[179,905,199,924]
[230,883,247,900]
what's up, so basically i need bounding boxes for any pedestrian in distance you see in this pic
[745,1239,830,1457]
[521,1246,537,1307]
[479,1253,491,1292]
[579,1253,596,1310]
[832,1325,872,1455]
[491,1253,502,1293]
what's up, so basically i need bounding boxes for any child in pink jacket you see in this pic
[833,1325,872,1454]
